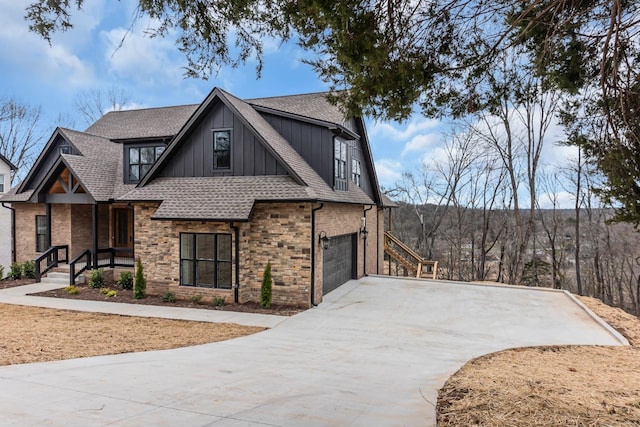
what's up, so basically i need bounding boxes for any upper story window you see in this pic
[0,174,4,193]
[128,145,164,182]
[59,144,71,155]
[334,139,348,191]
[352,158,361,187]
[213,130,231,169]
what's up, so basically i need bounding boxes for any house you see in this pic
[0,153,18,276]
[1,87,394,307]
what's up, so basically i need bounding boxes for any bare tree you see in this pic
[74,87,131,127]
[0,97,45,183]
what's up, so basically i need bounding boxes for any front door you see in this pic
[113,208,134,257]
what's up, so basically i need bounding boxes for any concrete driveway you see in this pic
[0,276,626,426]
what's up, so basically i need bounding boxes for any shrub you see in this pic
[88,269,104,289]
[64,285,80,295]
[105,290,117,298]
[191,294,203,304]
[212,296,226,307]
[99,287,110,295]
[162,291,176,303]
[9,262,22,280]
[22,260,36,279]
[260,261,272,309]
[118,271,133,290]
[133,257,146,299]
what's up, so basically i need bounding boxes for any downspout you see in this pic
[229,222,240,304]
[363,205,374,276]
[1,203,15,264]
[311,203,324,307]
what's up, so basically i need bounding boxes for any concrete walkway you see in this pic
[0,276,627,426]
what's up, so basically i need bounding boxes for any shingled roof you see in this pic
[247,92,348,126]
[2,88,379,216]
[85,104,198,140]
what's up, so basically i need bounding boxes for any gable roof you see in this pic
[85,105,198,140]
[2,87,381,215]
[0,153,17,171]
[247,92,347,125]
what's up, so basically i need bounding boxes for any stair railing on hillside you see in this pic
[384,231,438,279]
[34,245,69,282]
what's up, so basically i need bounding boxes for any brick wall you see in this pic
[238,202,312,307]
[14,203,45,262]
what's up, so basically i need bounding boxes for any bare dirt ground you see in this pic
[437,295,640,426]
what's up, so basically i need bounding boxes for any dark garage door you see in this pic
[322,233,356,294]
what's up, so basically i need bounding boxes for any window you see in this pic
[352,158,361,187]
[180,233,232,289]
[0,174,4,193]
[128,146,164,182]
[334,140,347,179]
[59,145,71,155]
[35,215,48,252]
[213,130,231,169]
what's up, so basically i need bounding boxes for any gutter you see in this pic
[1,203,15,264]
[363,205,374,276]
[310,203,324,307]
[229,222,240,304]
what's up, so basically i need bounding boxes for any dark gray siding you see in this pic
[262,113,375,199]
[27,134,79,191]
[261,113,334,187]
[159,102,288,178]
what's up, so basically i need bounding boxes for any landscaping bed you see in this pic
[30,280,303,316]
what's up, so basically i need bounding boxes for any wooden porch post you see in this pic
[92,203,98,269]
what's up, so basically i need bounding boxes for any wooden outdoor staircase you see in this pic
[384,231,438,279]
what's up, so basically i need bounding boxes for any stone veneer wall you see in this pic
[133,202,238,303]
[313,202,379,305]
[133,202,314,307]
[238,202,312,307]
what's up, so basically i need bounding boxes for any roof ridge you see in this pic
[99,104,200,115]
[245,91,336,101]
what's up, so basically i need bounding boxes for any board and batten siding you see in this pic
[26,134,78,191]
[261,112,375,198]
[159,101,288,178]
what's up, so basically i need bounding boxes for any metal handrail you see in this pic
[69,249,92,285]
[34,245,69,281]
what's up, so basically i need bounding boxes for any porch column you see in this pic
[92,203,98,269]
[46,203,52,249]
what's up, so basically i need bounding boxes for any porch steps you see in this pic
[39,271,69,286]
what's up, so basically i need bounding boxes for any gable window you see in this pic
[213,130,231,169]
[129,146,164,182]
[59,145,71,155]
[352,158,361,187]
[180,233,232,289]
[334,139,348,191]
[35,215,48,252]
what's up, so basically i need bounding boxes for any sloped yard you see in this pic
[437,296,640,426]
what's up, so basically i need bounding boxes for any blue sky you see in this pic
[0,0,447,189]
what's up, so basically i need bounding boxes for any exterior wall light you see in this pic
[319,231,331,250]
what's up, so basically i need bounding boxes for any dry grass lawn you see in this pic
[437,296,640,426]
[0,304,265,366]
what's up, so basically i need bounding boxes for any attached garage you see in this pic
[322,233,357,294]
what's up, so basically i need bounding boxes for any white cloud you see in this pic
[369,117,440,141]
[402,133,439,157]
[102,26,184,86]
[375,158,403,187]
[538,191,576,209]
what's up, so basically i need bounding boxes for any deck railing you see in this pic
[383,231,438,279]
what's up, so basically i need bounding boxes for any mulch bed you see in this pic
[29,280,303,316]
[0,278,37,289]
